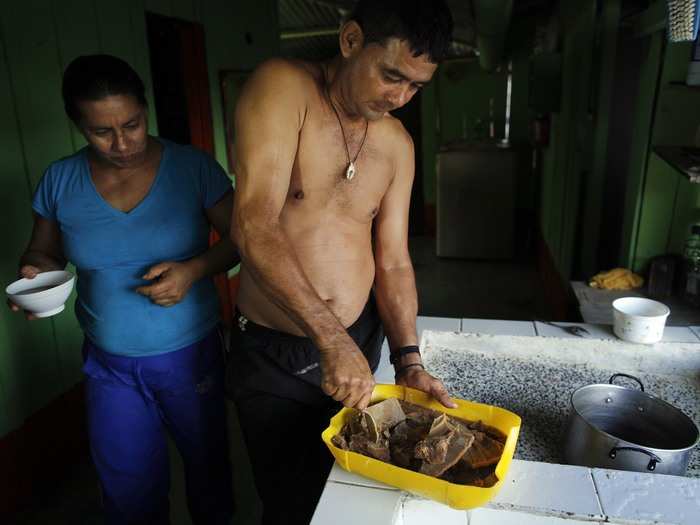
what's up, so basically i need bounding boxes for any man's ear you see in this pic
[339,20,365,58]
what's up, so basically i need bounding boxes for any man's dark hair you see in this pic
[62,54,147,123]
[349,0,453,63]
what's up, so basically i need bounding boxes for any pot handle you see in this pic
[609,446,662,471]
[609,373,645,392]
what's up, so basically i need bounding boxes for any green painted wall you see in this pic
[579,0,621,277]
[536,0,700,287]
[0,0,278,439]
[631,41,700,272]
[619,32,665,272]
[538,0,597,280]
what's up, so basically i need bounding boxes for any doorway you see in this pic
[146,11,234,323]
[145,12,214,153]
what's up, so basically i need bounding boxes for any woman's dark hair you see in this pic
[62,54,147,123]
[349,0,454,63]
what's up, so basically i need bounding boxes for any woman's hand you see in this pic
[135,261,197,307]
[6,265,43,320]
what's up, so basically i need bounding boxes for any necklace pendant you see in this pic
[346,162,356,180]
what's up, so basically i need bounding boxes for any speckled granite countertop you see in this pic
[421,331,700,478]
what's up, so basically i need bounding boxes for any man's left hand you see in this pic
[136,261,195,307]
[396,367,457,409]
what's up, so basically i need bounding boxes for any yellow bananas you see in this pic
[589,268,644,290]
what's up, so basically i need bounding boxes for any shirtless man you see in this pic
[228,1,454,523]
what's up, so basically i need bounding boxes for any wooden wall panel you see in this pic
[144,0,173,17]
[1,2,73,189]
[538,0,596,281]
[3,1,86,395]
[48,0,100,391]
[0,24,33,438]
[579,0,621,278]
[557,2,595,279]
[51,0,100,150]
[98,0,138,63]
[619,33,664,268]
[633,153,681,271]
[0,4,67,422]
[170,0,197,21]
[129,0,160,136]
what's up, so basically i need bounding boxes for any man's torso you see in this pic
[237,60,409,334]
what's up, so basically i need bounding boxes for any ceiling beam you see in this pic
[298,0,476,50]
[307,0,354,15]
[281,26,340,40]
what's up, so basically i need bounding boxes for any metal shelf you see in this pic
[653,146,700,183]
[666,82,700,91]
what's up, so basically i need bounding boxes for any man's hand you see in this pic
[136,262,196,307]
[396,367,457,409]
[320,339,375,410]
[6,265,43,320]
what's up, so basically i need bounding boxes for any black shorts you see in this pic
[226,295,384,405]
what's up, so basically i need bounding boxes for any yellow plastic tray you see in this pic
[321,384,521,510]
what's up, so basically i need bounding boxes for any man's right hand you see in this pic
[6,265,42,320]
[319,337,375,410]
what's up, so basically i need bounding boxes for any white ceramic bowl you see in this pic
[612,297,670,344]
[5,270,75,318]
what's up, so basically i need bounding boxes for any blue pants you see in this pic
[82,330,234,525]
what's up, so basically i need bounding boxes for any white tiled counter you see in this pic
[311,317,700,525]
[313,459,700,525]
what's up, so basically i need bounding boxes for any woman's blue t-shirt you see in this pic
[32,139,232,356]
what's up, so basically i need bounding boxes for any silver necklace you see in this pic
[325,69,368,180]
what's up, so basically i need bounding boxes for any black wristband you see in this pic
[389,345,421,365]
[394,362,425,379]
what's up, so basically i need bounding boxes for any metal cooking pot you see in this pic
[563,374,699,476]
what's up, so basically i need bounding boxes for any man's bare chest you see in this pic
[286,119,394,222]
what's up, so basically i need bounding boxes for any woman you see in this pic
[8,54,237,524]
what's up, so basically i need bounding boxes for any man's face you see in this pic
[348,38,438,121]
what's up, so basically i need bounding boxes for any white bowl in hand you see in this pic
[5,270,76,318]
